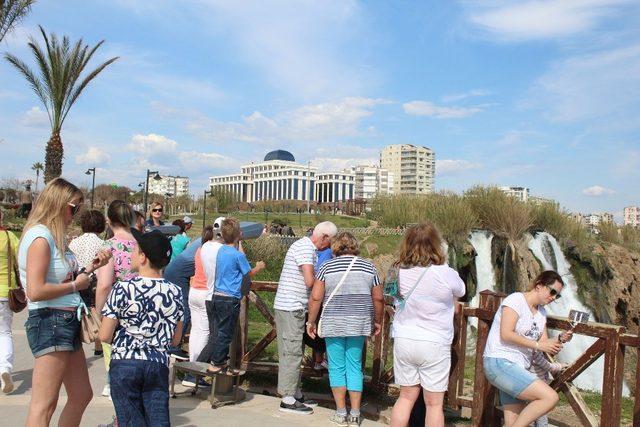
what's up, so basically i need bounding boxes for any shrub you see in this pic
[242,236,287,281]
[529,202,573,238]
[620,225,640,251]
[464,186,531,242]
[598,222,620,245]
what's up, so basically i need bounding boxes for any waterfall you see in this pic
[528,232,629,395]
[468,230,497,328]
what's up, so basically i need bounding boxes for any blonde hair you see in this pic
[397,222,446,267]
[148,201,163,219]
[331,232,360,256]
[22,177,84,255]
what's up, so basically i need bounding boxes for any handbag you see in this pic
[317,256,357,338]
[78,304,101,344]
[5,230,26,313]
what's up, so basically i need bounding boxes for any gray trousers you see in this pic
[275,309,306,397]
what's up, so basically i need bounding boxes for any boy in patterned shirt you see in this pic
[99,229,184,427]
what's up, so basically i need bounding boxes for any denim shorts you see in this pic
[25,308,82,357]
[483,357,537,406]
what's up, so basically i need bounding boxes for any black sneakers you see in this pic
[279,400,314,415]
[295,395,318,407]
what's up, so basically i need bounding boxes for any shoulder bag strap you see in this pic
[5,230,11,290]
[323,256,358,309]
[401,265,430,305]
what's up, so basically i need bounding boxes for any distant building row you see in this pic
[208,144,435,204]
[148,175,190,198]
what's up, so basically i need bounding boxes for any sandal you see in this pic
[207,363,228,374]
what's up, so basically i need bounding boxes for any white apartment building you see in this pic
[585,212,614,227]
[148,175,189,197]
[380,144,435,194]
[352,165,394,199]
[623,206,639,227]
[210,150,332,204]
[499,186,530,202]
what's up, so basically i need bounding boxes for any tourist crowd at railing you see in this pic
[0,176,591,427]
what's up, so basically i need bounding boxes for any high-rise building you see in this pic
[623,206,639,227]
[380,144,435,194]
[148,175,189,197]
[352,165,394,199]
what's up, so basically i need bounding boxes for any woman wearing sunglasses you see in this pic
[483,270,573,427]
[18,178,111,426]
[146,201,165,227]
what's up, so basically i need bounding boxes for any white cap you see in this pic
[182,215,193,224]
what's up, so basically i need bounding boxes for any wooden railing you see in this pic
[236,283,640,426]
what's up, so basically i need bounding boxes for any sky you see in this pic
[0,0,639,221]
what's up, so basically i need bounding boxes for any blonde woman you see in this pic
[146,201,165,227]
[18,178,111,426]
[389,222,465,427]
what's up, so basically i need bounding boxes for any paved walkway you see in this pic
[0,310,386,426]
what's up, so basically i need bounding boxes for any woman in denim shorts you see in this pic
[18,178,111,426]
[483,271,573,427]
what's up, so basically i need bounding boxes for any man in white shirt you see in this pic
[274,221,337,415]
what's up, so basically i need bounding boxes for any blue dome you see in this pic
[264,150,295,162]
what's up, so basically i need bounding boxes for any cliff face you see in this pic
[597,244,640,333]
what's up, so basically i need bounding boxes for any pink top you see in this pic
[191,247,207,290]
[103,237,137,282]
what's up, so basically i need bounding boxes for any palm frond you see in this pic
[4,51,52,126]
[0,0,35,43]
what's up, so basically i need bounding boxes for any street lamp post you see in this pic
[203,189,212,229]
[143,170,161,217]
[85,168,96,209]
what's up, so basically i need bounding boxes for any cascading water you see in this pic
[468,230,497,328]
[528,232,628,395]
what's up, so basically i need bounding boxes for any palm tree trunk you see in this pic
[44,131,63,183]
[35,170,39,192]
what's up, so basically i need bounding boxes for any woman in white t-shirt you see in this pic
[390,222,466,427]
[483,270,572,427]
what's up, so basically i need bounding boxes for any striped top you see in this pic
[316,255,380,337]
[273,236,316,311]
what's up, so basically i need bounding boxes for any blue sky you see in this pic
[1,0,639,220]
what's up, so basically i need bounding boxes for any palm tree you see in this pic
[31,161,42,192]
[5,26,118,182]
[0,0,35,43]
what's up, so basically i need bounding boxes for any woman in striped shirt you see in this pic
[307,232,384,426]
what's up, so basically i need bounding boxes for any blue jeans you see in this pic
[179,281,190,341]
[325,336,366,392]
[197,295,240,365]
[25,308,81,357]
[110,359,170,427]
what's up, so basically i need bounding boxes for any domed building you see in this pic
[209,149,355,205]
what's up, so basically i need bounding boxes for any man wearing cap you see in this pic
[183,216,194,234]
[99,229,184,426]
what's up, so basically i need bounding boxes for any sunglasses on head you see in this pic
[68,202,81,216]
[545,285,562,300]
[152,208,163,213]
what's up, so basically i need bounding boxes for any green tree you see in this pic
[5,26,118,183]
[0,0,34,43]
[31,161,43,192]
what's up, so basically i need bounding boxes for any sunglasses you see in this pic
[68,202,81,216]
[546,285,562,300]
[152,208,163,213]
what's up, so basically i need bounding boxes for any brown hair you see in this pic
[80,209,106,234]
[22,177,84,255]
[397,222,446,267]
[331,232,360,256]
[172,219,186,233]
[134,210,145,231]
[107,200,134,229]
[528,270,565,291]
[201,225,214,244]
[220,217,241,244]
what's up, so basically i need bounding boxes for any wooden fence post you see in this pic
[471,290,504,427]
[447,302,466,411]
[601,329,625,427]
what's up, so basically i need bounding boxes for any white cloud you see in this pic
[466,0,632,41]
[442,89,490,103]
[186,97,387,144]
[21,106,49,128]
[436,159,481,175]
[127,133,178,154]
[75,146,111,165]
[403,101,482,119]
[582,185,616,196]
[178,151,235,172]
[532,44,640,123]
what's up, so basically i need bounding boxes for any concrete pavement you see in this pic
[0,309,386,426]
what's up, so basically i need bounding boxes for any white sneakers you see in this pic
[1,371,14,394]
[102,384,111,398]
